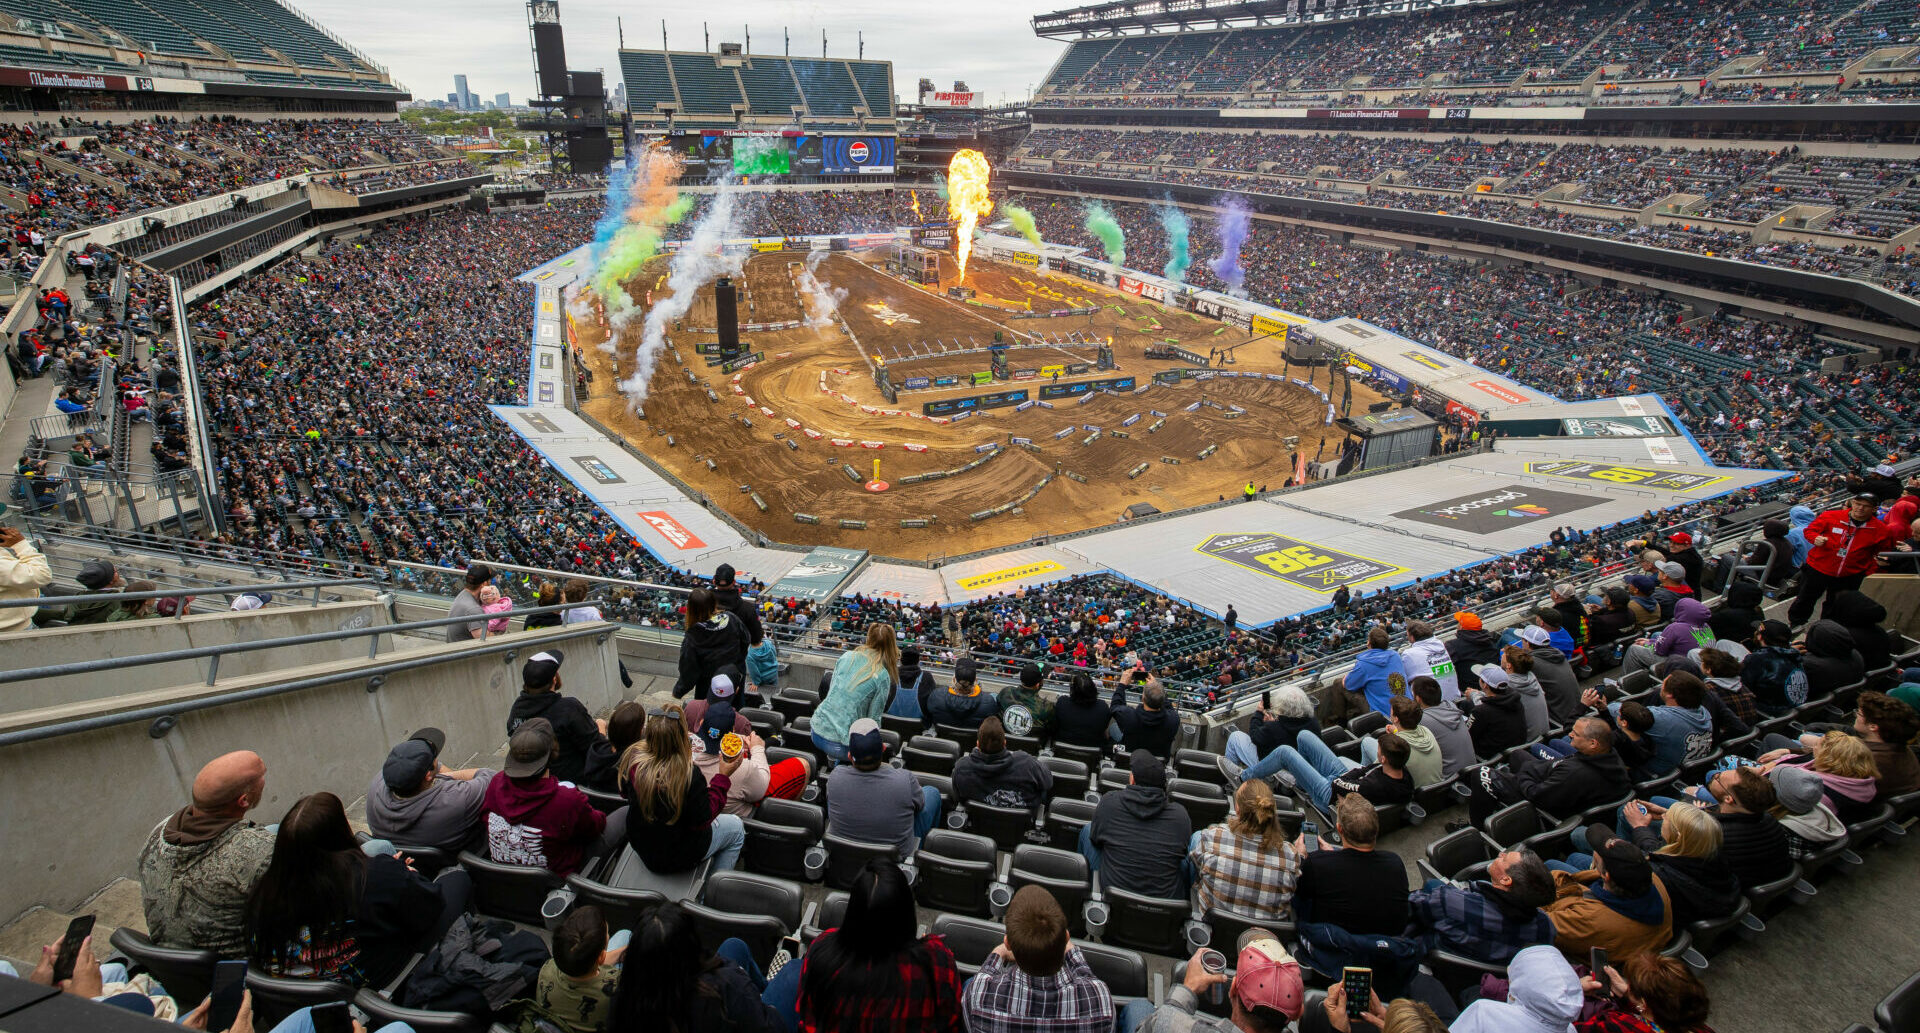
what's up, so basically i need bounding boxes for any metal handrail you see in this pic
[0,602,584,686]
[0,622,611,749]
[0,576,384,608]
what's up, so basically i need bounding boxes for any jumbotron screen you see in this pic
[658,131,895,176]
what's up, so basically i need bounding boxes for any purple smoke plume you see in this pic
[1206,197,1252,294]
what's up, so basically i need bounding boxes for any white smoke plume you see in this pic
[618,182,746,406]
[797,250,847,329]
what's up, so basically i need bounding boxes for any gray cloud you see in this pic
[296,0,1063,108]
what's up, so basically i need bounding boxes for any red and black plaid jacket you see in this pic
[796,933,966,1033]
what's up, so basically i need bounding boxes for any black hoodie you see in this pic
[1828,591,1895,670]
[1110,683,1180,757]
[953,747,1054,809]
[1710,582,1765,645]
[1802,620,1865,697]
[1054,692,1115,747]
[1509,747,1632,819]
[1247,710,1322,756]
[508,690,616,788]
[1086,785,1192,899]
[1463,687,1529,758]
[1758,519,1797,585]
[1447,630,1503,690]
[712,583,764,646]
[1628,828,1742,926]
[673,611,750,699]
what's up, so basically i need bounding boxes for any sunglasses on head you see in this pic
[646,707,682,721]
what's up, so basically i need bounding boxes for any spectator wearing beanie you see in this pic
[1083,749,1192,899]
[1445,611,1501,692]
[962,885,1114,1033]
[926,657,1000,729]
[1767,764,1847,859]
[1053,670,1115,748]
[954,716,1054,810]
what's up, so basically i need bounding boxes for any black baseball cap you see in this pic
[522,649,565,688]
[1129,748,1166,789]
[1020,662,1043,687]
[504,718,556,778]
[1586,824,1652,896]
[714,563,737,585]
[380,727,447,792]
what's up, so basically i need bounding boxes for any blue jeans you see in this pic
[1614,796,1679,842]
[1079,822,1102,874]
[812,731,850,766]
[708,813,747,871]
[1547,857,1588,875]
[717,935,799,1033]
[886,689,922,720]
[1118,998,1157,1033]
[1260,730,1357,811]
[913,784,942,845]
[271,1008,416,1033]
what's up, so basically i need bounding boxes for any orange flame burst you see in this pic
[946,149,992,283]
[908,190,922,221]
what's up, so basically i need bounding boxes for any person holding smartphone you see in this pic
[0,522,52,633]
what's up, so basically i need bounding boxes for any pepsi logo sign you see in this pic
[848,140,870,164]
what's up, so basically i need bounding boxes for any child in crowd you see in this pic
[480,583,514,634]
[528,905,627,1033]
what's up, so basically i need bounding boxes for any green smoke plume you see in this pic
[1081,200,1126,266]
[1003,204,1044,250]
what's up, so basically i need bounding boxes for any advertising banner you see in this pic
[1195,533,1404,592]
[1392,485,1604,534]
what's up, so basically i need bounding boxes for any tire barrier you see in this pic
[1197,444,1218,459]
[743,395,756,406]
[974,442,997,453]
[1148,419,1166,433]
[750,492,769,512]
[635,406,646,419]
[786,418,802,429]
[794,513,819,524]
[1183,401,1202,412]
[860,441,885,449]
[741,418,753,428]
[899,444,1001,485]
[840,519,867,530]
[739,484,753,493]
[842,464,863,483]
[1083,424,1102,433]
[900,517,935,528]
[1149,410,1168,418]
[970,471,1055,522]
[1053,426,1075,439]
[759,406,775,417]
[831,438,855,447]
[1127,463,1150,479]
[1132,385,1151,395]
[1108,430,1130,439]
[1121,414,1141,427]
[1010,436,1033,446]
[1015,400,1035,412]
[803,428,823,439]
[1076,392,1099,406]
[1222,411,1243,420]
[1064,471,1089,483]
[1161,456,1183,465]
[903,443,928,452]
[1036,400,1055,409]
[666,435,677,447]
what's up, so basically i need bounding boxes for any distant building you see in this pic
[495,91,511,109]
[454,74,475,110]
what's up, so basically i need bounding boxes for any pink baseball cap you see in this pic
[1232,938,1305,1020]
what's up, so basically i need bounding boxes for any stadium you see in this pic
[0,0,1918,1029]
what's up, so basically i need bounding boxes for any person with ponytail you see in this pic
[608,901,785,1033]
[621,703,746,874]
[1186,780,1303,921]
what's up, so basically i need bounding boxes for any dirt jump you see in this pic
[574,250,1386,562]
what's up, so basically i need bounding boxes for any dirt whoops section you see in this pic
[577,251,1386,561]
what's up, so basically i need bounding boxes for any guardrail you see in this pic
[1,575,383,617]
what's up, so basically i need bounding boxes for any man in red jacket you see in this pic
[1788,492,1899,627]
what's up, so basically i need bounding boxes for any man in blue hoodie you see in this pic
[1326,625,1408,723]
[1610,671,1713,778]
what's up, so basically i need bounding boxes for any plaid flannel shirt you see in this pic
[963,948,1115,1033]
[797,934,966,1033]
[1408,880,1556,964]
[1187,825,1301,919]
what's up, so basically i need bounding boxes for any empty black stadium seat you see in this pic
[1876,968,1920,1033]
[771,689,819,723]
[965,799,1041,852]
[685,871,804,965]
[823,832,900,889]
[1052,741,1108,769]
[352,988,486,1033]
[1419,825,1502,884]
[744,707,786,740]
[1169,778,1230,828]
[1203,904,1294,955]
[882,713,925,739]
[1009,843,1097,935]
[743,798,825,881]
[903,735,961,776]
[458,851,562,925]
[564,871,668,934]
[1098,883,1197,955]
[1042,756,1092,799]
[1078,941,1151,1004]
[935,723,980,753]
[1046,798,1097,851]
[913,829,999,916]
[802,891,850,943]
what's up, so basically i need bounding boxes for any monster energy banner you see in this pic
[1196,533,1405,593]
[721,352,765,374]
[767,546,868,602]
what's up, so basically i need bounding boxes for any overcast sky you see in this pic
[295,0,1067,109]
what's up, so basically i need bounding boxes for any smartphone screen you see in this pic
[309,1001,352,1033]
[1343,967,1372,1019]
[1301,819,1319,852]
[208,960,247,1032]
[1589,947,1608,977]
[51,914,94,984]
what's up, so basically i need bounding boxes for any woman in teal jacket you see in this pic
[811,623,900,765]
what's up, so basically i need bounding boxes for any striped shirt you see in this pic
[963,948,1114,1033]
[1187,825,1301,919]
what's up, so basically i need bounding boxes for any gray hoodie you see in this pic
[366,768,498,853]
[1508,669,1551,740]
[1420,702,1475,776]
[1529,645,1585,727]
[1451,944,1582,1032]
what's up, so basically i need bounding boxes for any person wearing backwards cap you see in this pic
[480,718,625,876]
[1542,825,1673,960]
[825,717,941,857]
[507,650,617,788]
[67,558,124,624]
[366,727,496,854]
[691,695,811,816]
[1460,657,1532,759]
[1120,929,1305,1033]
[1789,491,1902,627]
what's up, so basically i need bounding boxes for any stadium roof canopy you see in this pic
[1032,0,1514,38]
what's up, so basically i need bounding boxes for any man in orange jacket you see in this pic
[1788,491,1900,627]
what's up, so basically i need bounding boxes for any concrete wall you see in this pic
[0,600,395,714]
[0,622,624,924]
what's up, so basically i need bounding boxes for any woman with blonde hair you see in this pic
[621,702,746,873]
[1624,797,1740,925]
[1186,779,1302,919]
[810,623,900,765]
[1761,729,1881,823]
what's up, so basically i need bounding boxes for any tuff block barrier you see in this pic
[794,513,820,524]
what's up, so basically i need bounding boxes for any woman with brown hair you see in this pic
[672,587,750,701]
[523,580,563,629]
[1577,951,1715,1032]
[621,702,746,873]
[1185,779,1302,920]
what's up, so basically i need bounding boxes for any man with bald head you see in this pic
[137,750,274,957]
[1463,715,1632,826]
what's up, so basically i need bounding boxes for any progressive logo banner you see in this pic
[1196,533,1404,592]
[1392,484,1603,534]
